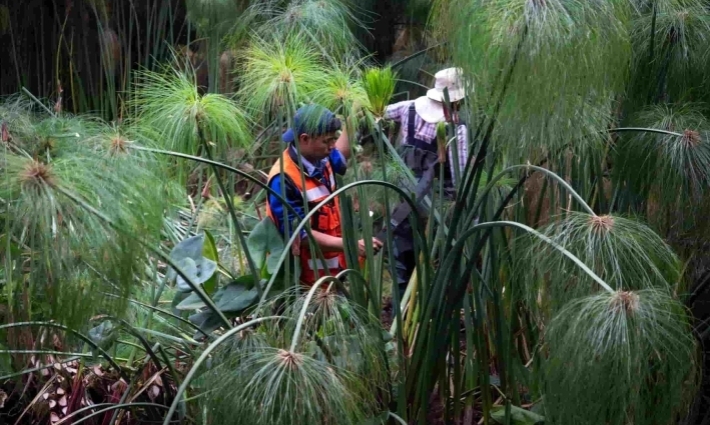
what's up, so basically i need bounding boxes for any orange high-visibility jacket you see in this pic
[266,148,346,285]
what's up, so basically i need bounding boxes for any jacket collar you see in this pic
[288,145,327,178]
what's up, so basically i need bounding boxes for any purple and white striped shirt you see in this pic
[384,100,469,182]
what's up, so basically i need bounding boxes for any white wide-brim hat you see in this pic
[426,67,466,103]
[415,67,467,123]
[414,96,445,123]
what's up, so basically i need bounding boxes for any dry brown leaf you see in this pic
[54,363,62,371]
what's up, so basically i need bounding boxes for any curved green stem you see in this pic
[389,411,408,425]
[106,317,175,401]
[608,127,684,137]
[54,403,168,425]
[0,350,92,357]
[129,145,301,219]
[0,355,83,380]
[0,322,130,382]
[22,87,55,116]
[103,293,212,338]
[162,316,284,425]
[474,165,595,216]
[448,221,614,294]
[289,276,339,352]
[52,403,115,424]
[336,268,375,309]
[396,79,431,90]
[199,132,261,292]
[258,180,426,306]
[391,43,445,69]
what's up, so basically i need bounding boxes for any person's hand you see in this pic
[357,237,384,257]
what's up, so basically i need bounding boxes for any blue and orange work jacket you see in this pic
[266,147,347,285]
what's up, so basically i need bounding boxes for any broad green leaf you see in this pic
[175,292,207,311]
[202,230,219,295]
[215,278,259,313]
[192,258,217,285]
[189,310,224,338]
[174,257,217,292]
[174,257,198,292]
[266,245,286,275]
[170,234,205,263]
[246,218,285,273]
[490,405,544,425]
[167,233,218,288]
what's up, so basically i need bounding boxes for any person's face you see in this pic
[298,131,338,161]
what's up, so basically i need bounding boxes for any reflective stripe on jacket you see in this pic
[266,148,345,285]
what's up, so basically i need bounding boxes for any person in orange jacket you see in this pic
[266,104,383,286]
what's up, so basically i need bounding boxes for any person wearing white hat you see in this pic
[384,67,468,177]
[381,67,469,294]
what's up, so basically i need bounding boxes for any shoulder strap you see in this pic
[407,103,416,145]
[324,159,336,192]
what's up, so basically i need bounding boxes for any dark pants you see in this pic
[389,142,454,297]
[390,183,454,297]
[393,219,417,296]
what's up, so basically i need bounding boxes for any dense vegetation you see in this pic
[1,0,710,424]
